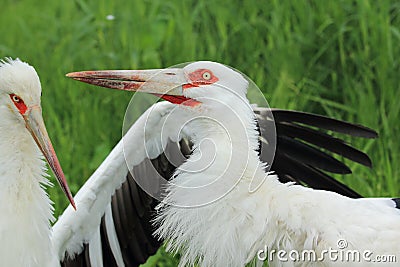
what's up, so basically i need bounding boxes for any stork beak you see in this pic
[23,106,76,210]
[66,69,199,105]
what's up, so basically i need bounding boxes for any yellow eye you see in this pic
[202,72,211,80]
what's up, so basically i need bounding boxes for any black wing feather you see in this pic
[100,215,118,267]
[278,135,351,174]
[273,151,362,197]
[276,122,373,167]
[270,109,378,138]
[255,107,376,198]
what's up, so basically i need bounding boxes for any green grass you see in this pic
[1,0,400,265]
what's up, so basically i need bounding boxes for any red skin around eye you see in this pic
[155,69,218,106]
[183,69,219,90]
[9,94,28,115]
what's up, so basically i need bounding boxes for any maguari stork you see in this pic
[1,58,392,267]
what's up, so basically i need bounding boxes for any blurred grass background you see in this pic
[1,0,400,265]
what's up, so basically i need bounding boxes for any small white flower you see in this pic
[106,15,115,21]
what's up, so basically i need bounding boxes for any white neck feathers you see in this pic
[0,116,55,266]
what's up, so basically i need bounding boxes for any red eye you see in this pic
[10,94,28,114]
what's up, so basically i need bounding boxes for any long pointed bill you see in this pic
[66,69,200,106]
[23,106,76,210]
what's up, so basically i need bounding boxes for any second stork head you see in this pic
[0,58,75,209]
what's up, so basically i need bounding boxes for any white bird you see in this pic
[62,61,394,267]
[0,58,75,267]
[0,58,381,267]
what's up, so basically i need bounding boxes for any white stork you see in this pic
[0,58,379,267]
[64,61,395,267]
[0,58,75,266]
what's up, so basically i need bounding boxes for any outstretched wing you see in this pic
[56,139,191,267]
[55,103,377,267]
[53,101,188,266]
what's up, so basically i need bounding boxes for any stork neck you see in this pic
[189,102,260,152]
[0,119,56,266]
[162,103,267,208]
[155,102,285,266]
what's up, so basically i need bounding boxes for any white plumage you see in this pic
[146,62,400,266]
[68,61,400,266]
[0,58,393,267]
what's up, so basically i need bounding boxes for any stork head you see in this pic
[68,62,268,206]
[179,61,249,105]
[0,58,75,209]
[66,61,250,111]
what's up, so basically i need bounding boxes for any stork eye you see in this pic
[202,72,211,80]
[12,94,21,103]
[9,94,28,114]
